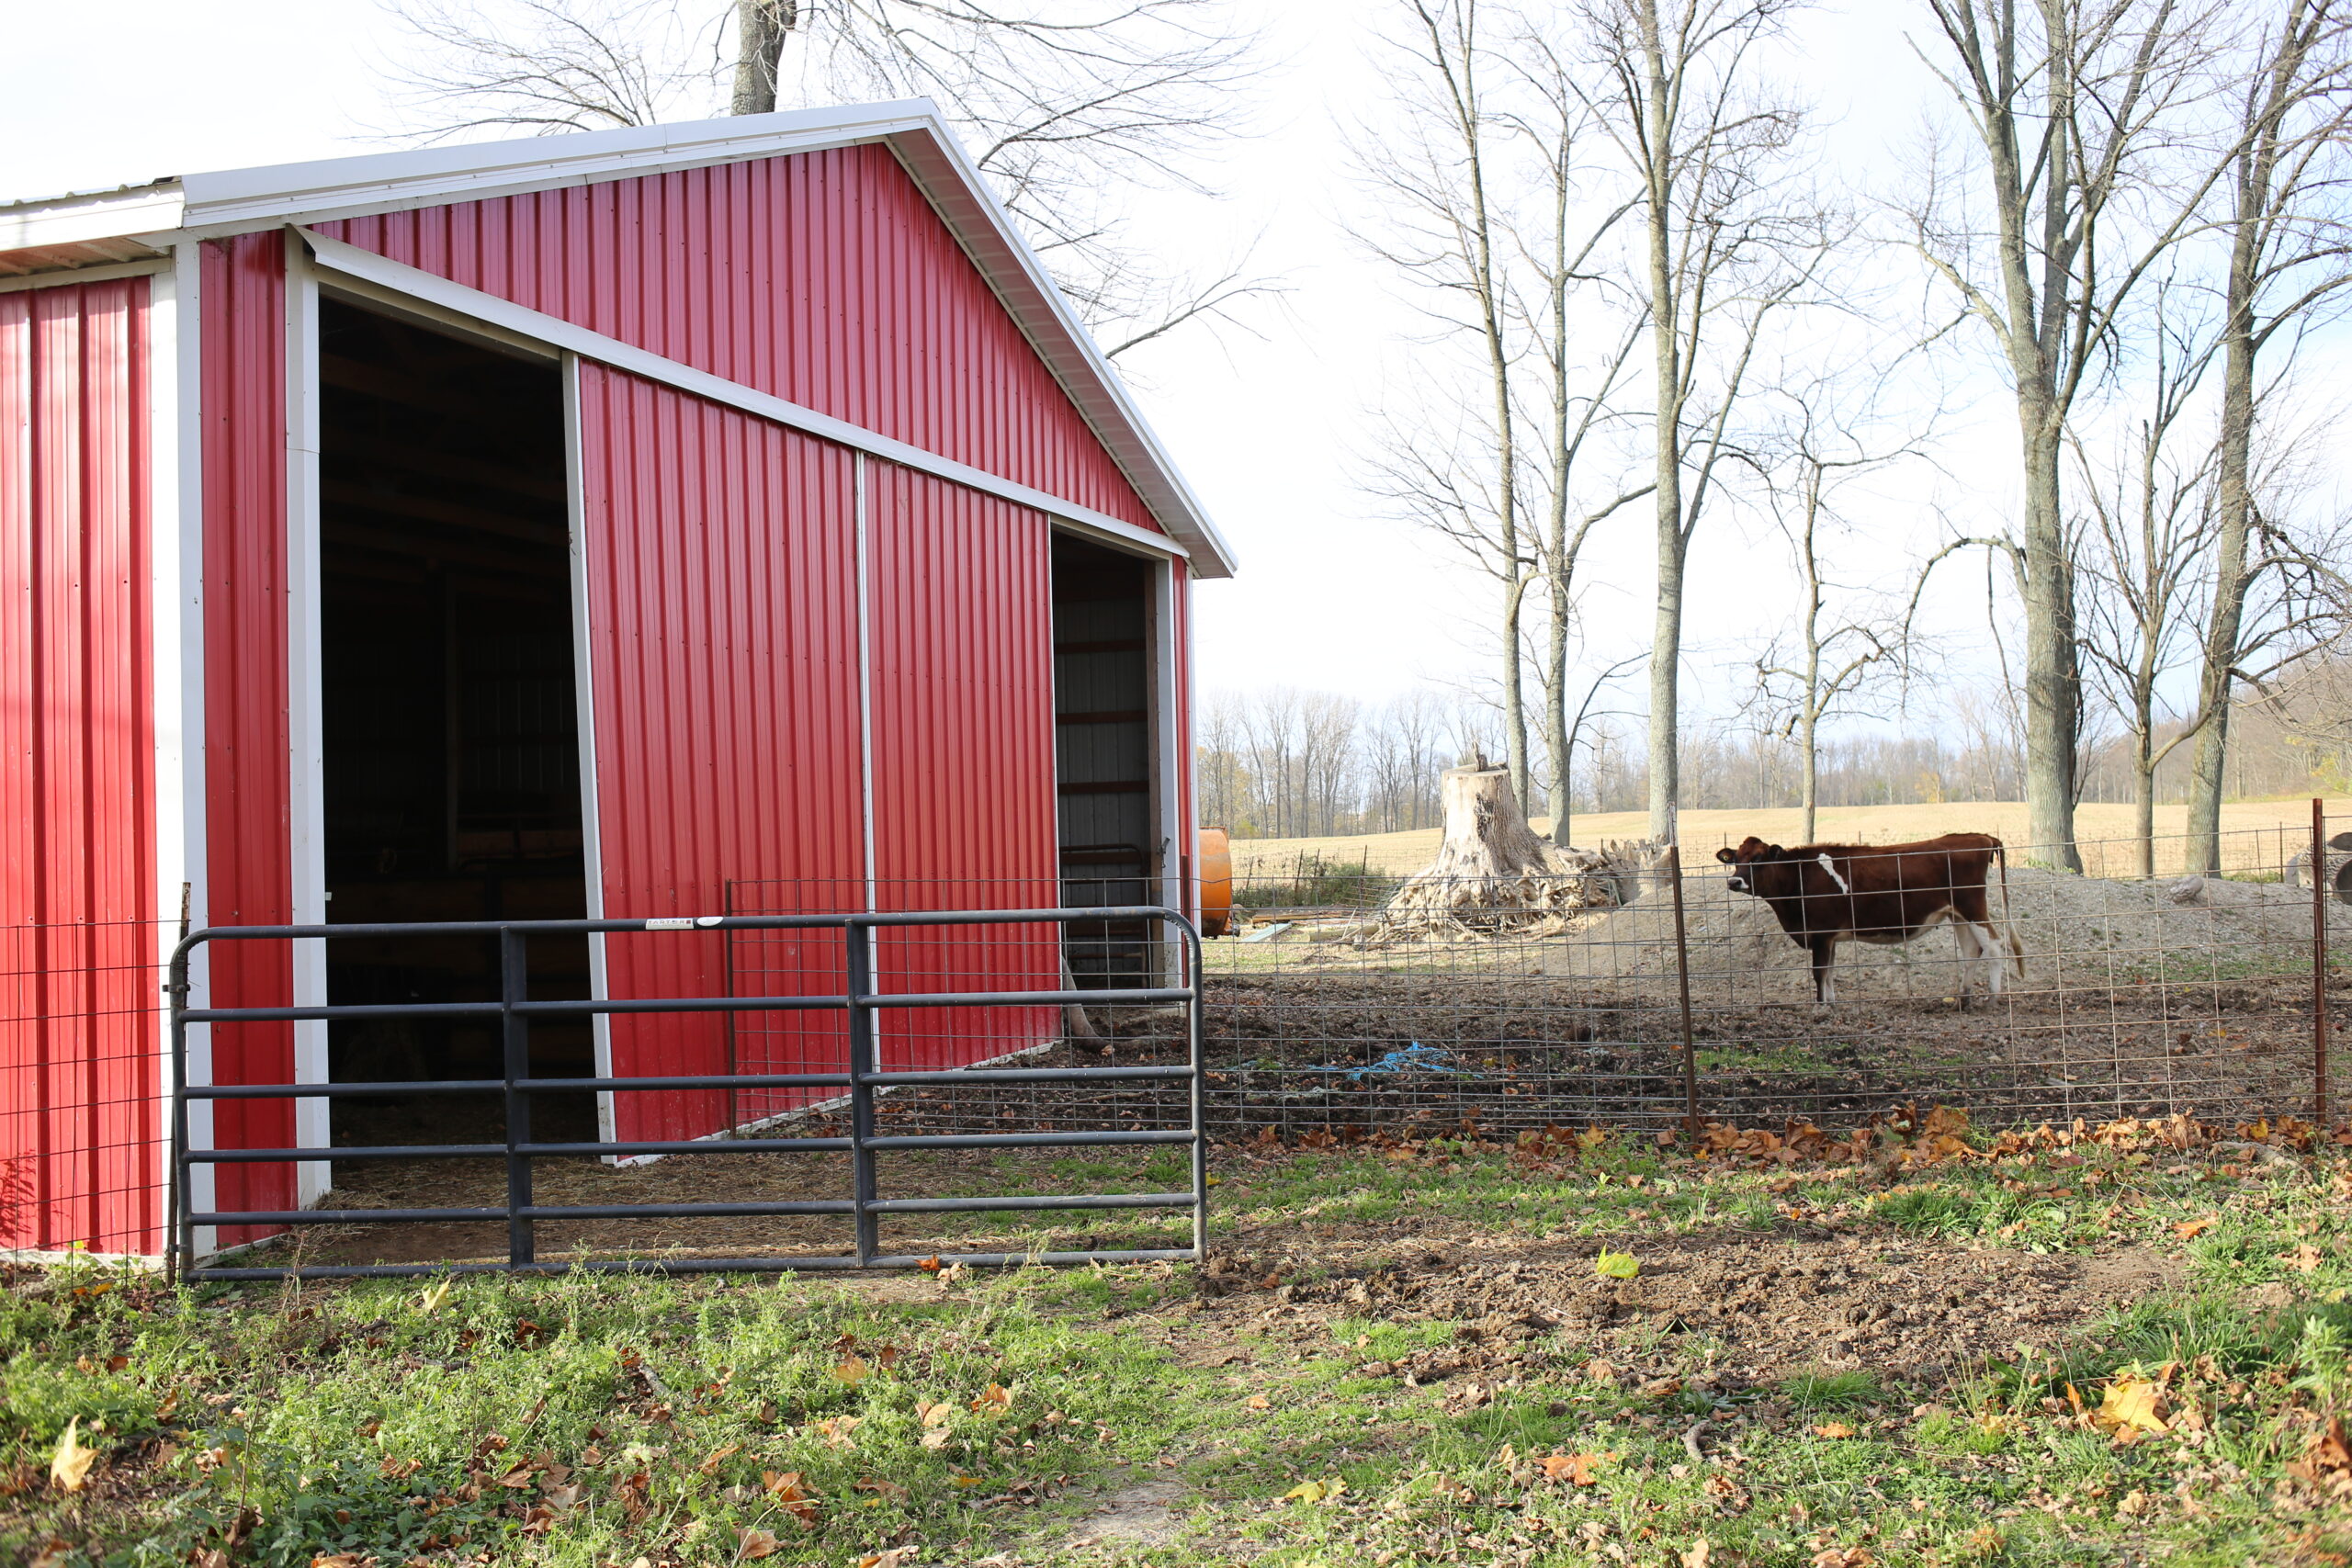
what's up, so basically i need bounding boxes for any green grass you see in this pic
[12,1127,2352,1564]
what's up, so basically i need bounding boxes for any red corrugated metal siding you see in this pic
[200,234,296,1238]
[314,145,1161,534]
[866,464,1059,1069]
[0,276,157,1254]
[573,364,863,1142]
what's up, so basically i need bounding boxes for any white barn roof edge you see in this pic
[0,100,1237,578]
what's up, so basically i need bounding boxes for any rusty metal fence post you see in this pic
[1667,843,1700,1140]
[2314,797,2332,1129]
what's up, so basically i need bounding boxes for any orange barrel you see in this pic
[1198,827,1234,937]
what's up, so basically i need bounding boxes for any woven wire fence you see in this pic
[1204,818,2344,1142]
[0,918,172,1257]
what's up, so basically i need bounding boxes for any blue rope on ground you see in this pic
[1300,1042,1471,1080]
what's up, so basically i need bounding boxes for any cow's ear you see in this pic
[1713,847,1737,864]
[1767,844,1786,859]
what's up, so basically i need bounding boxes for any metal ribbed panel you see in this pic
[0,276,158,1254]
[574,365,863,1143]
[200,234,297,1241]
[315,145,1161,535]
[866,463,1060,1070]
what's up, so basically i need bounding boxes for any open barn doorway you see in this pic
[315,298,595,1149]
[1050,534,1161,988]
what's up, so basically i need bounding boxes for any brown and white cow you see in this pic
[1713,832,2024,1007]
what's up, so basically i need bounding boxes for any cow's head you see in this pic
[1715,836,1800,898]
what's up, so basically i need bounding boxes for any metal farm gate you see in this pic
[168,907,1204,1282]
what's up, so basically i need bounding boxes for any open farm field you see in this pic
[1227,798,2352,878]
[12,1117,2352,1566]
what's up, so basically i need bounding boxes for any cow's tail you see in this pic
[1994,838,2024,978]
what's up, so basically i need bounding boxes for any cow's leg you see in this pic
[1950,917,1982,1010]
[1810,936,1838,1006]
[1951,886,2006,999]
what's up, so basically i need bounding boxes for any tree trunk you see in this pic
[2134,732,2156,881]
[729,0,797,116]
[1373,761,1649,939]
[2018,412,2084,870]
[1639,0,1683,849]
[1799,709,1818,847]
[2187,238,2261,873]
[1544,558,1570,833]
[1426,762,1555,881]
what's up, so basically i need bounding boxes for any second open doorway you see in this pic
[315,297,595,1146]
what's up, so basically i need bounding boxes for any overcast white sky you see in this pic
[2,0,2212,728]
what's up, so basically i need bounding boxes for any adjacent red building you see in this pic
[0,102,1233,1258]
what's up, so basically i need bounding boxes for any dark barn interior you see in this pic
[317,298,594,1142]
[1051,535,1158,986]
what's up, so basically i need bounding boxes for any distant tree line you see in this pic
[1201,678,2352,841]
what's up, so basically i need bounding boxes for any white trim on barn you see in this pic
[562,354,620,1154]
[282,233,332,1204]
[1152,557,1184,967]
[153,241,215,1256]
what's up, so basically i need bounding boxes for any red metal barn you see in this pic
[0,102,1233,1258]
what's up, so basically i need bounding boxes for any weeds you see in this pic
[10,1120,2352,1564]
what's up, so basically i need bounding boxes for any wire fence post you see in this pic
[2313,797,2331,1130]
[1667,842,1700,1142]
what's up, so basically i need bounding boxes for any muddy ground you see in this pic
[1187,968,2325,1135]
[1187,1223,2179,1393]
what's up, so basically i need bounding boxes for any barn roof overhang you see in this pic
[0,102,1236,579]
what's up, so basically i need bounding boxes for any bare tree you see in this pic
[1501,19,1656,830]
[384,0,707,131]
[380,0,1274,354]
[2071,288,2221,876]
[1747,369,1920,844]
[1571,0,1827,847]
[1904,0,2231,870]
[2182,0,2352,871]
[1357,0,1537,807]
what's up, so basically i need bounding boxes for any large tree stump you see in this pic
[1371,759,1653,941]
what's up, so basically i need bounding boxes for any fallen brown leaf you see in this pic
[2290,1416,2352,1487]
[735,1526,779,1561]
[2092,1375,2167,1443]
[1538,1451,1602,1485]
[1811,1422,1856,1439]
[49,1420,98,1493]
[2173,1216,2219,1240]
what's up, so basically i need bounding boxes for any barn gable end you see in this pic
[312,144,1160,534]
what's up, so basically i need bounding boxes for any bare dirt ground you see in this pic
[1189,1222,2180,1393]
[1199,967,2324,1135]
